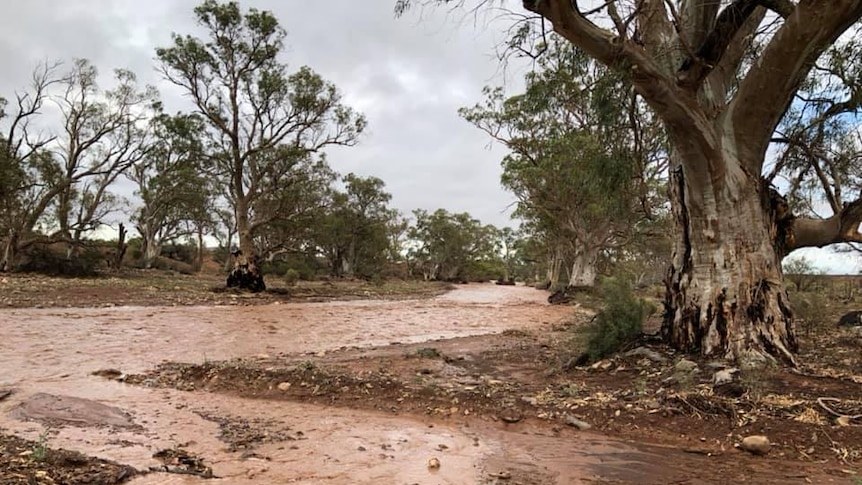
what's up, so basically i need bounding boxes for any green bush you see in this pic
[284,268,300,286]
[19,244,105,276]
[578,277,648,361]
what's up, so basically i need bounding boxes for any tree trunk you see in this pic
[567,245,599,288]
[226,219,265,292]
[113,223,127,271]
[342,240,355,277]
[663,162,797,366]
[1,231,18,272]
[195,227,204,273]
[543,246,563,289]
[141,234,161,270]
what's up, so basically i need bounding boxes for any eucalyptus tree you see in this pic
[0,60,156,270]
[157,0,365,291]
[399,0,862,365]
[461,39,666,288]
[53,60,158,259]
[314,174,400,278]
[128,113,211,268]
[407,209,499,281]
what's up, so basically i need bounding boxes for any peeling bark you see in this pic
[663,163,797,366]
[568,245,599,288]
[226,249,265,293]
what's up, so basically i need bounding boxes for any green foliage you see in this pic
[284,268,300,286]
[262,254,324,280]
[460,36,667,290]
[407,209,501,281]
[130,112,212,268]
[156,0,365,263]
[414,347,441,359]
[578,278,648,362]
[29,430,50,463]
[18,244,105,276]
[311,174,400,279]
[160,242,197,265]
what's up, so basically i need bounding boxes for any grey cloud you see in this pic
[0,0,525,227]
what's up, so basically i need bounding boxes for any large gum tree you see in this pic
[399,1,862,365]
[157,0,365,291]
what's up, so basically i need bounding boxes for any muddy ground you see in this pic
[0,271,452,308]
[0,272,861,484]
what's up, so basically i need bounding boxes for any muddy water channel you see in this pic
[0,285,662,484]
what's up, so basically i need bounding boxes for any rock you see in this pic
[427,456,441,469]
[500,410,523,423]
[713,368,738,385]
[837,416,852,427]
[91,368,124,380]
[563,414,592,430]
[0,388,13,401]
[740,435,771,455]
[838,310,862,326]
[548,289,572,305]
[713,382,746,398]
[10,393,136,428]
[674,359,699,374]
[624,346,667,363]
[277,382,292,391]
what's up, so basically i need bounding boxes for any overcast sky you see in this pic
[0,0,531,229]
[0,0,857,273]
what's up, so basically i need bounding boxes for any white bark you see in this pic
[568,245,599,288]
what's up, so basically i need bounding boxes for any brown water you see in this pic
[0,284,668,484]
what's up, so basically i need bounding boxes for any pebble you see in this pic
[740,435,771,455]
[674,359,699,373]
[564,414,592,430]
[277,382,292,391]
[427,456,441,469]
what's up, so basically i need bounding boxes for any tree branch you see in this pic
[729,0,862,174]
[677,0,761,88]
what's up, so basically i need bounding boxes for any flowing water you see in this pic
[0,284,672,484]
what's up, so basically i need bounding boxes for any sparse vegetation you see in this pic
[414,347,442,359]
[29,429,50,463]
[578,277,650,362]
[284,268,300,287]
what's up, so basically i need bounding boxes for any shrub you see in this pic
[578,277,648,362]
[18,244,104,276]
[790,292,829,336]
[284,268,300,286]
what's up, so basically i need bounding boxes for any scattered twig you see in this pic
[817,397,862,421]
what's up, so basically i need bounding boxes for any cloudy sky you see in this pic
[0,0,857,273]
[0,0,532,228]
